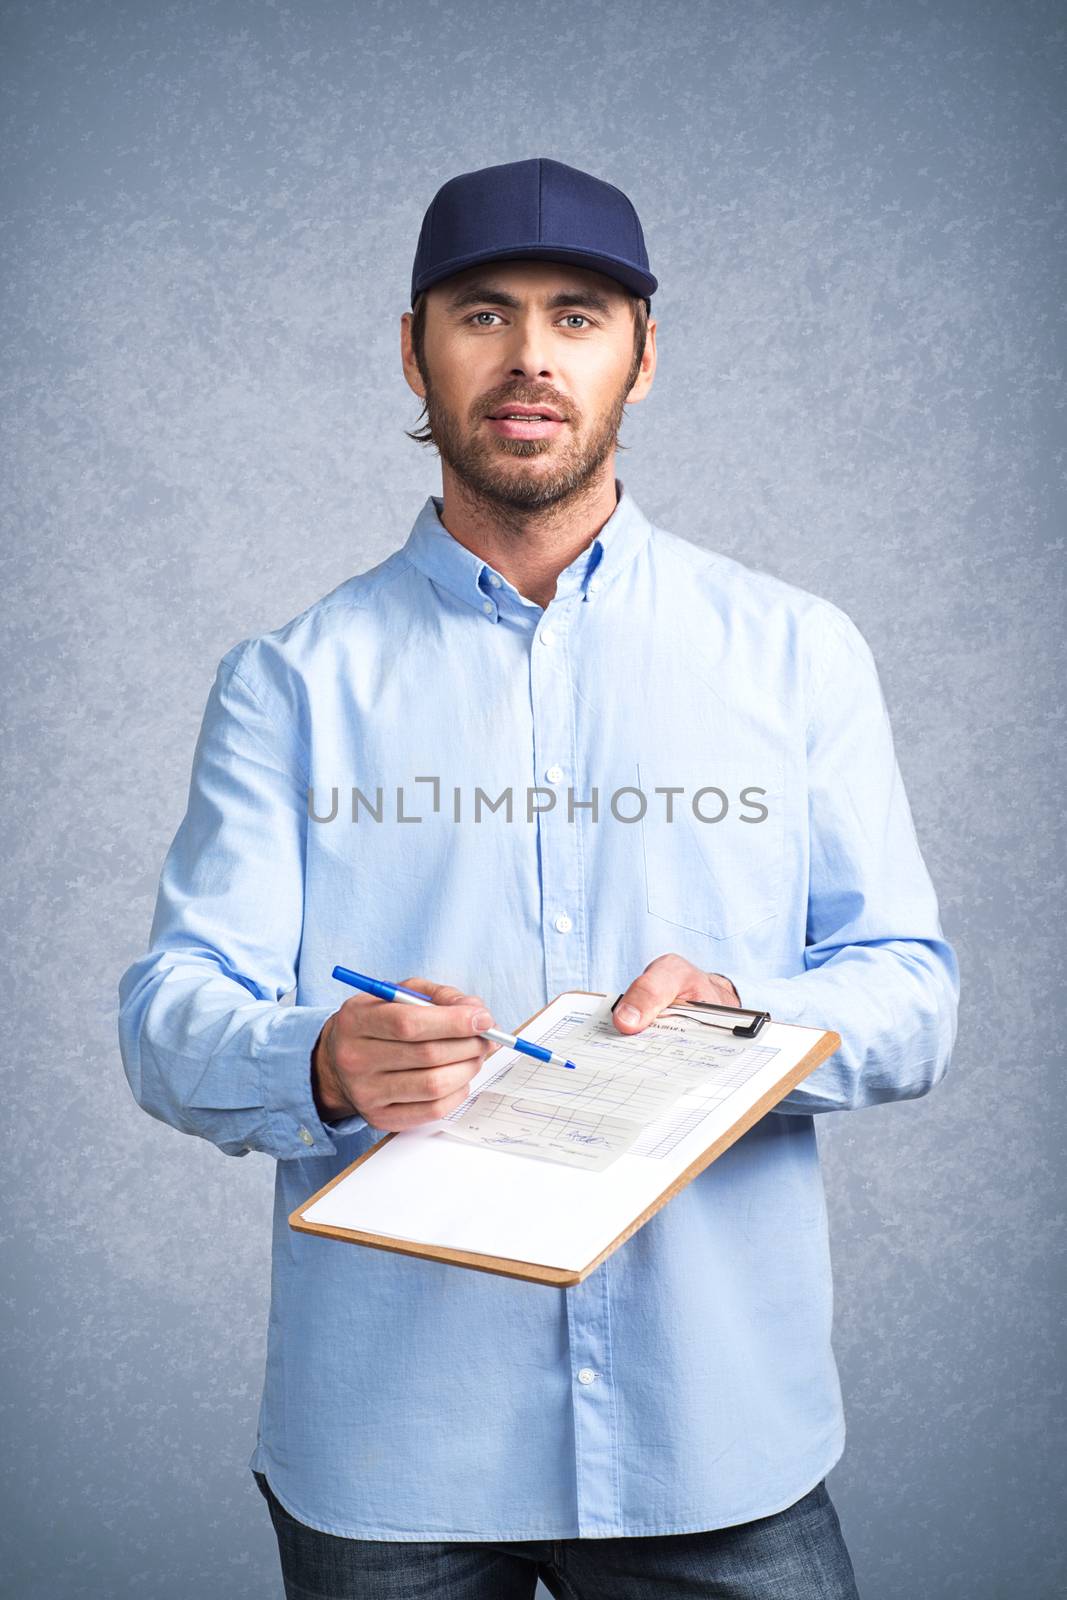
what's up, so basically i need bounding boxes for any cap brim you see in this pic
[412,242,657,305]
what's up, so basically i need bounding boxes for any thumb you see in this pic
[613,979,668,1033]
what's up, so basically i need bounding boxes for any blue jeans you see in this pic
[253,1470,861,1599]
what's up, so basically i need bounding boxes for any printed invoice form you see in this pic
[437,1002,781,1172]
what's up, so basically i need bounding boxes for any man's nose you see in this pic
[503,321,556,380]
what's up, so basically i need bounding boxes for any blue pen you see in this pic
[331,966,578,1069]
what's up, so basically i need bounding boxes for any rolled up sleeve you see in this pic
[726,610,960,1113]
[117,644,367,1158]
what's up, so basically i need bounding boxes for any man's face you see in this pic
[402,261,656,512]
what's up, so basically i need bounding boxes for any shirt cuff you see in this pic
[257,1004,369,1157]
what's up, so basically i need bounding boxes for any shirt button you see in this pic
[488,573,502,588]
[539,627,555,646]
[546,765,564,783]
[588,577,601,593]
[554,913,572,933]
[577,1368,597,1385]
[482,600,494,616]
[298,1126,314,1146]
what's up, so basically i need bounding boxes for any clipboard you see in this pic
[289,989,840,1287]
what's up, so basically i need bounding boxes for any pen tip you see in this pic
[565,1059,577,1070]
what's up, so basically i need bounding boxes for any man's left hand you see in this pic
[613,954,741,1032]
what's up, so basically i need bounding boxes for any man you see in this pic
[118,157,959,1598]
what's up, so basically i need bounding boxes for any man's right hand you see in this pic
[310,977,500,1132]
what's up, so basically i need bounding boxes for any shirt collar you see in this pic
[398,478,652,621]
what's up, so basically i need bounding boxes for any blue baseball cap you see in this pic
[410,157,657,313]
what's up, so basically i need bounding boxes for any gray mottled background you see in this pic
[2,1,1063,1596]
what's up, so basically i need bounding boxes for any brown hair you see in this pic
[404,292,650,448]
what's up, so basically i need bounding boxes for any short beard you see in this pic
[418,354,642,518]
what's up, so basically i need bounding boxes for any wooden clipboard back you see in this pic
[289,990,841,1287]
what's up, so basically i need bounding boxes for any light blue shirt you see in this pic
[118,480,959,1541]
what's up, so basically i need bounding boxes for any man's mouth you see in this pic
[485,407,567,441]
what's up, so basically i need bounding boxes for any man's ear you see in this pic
[400,311,426,401]
[627,317,657,405]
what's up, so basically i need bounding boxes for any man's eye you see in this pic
[470,312,501,326]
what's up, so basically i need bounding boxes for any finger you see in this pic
[379,1079,476,1130]
[329,975,445,1025]
[358,989,495,1045]
[379,1032,493,1079]
[328,1026,488,1118]
[333,1000,491,1065]
[613,953,693,1032]
[379,1053,486,1105]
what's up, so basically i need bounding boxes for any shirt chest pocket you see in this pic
[636,758,785,943]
